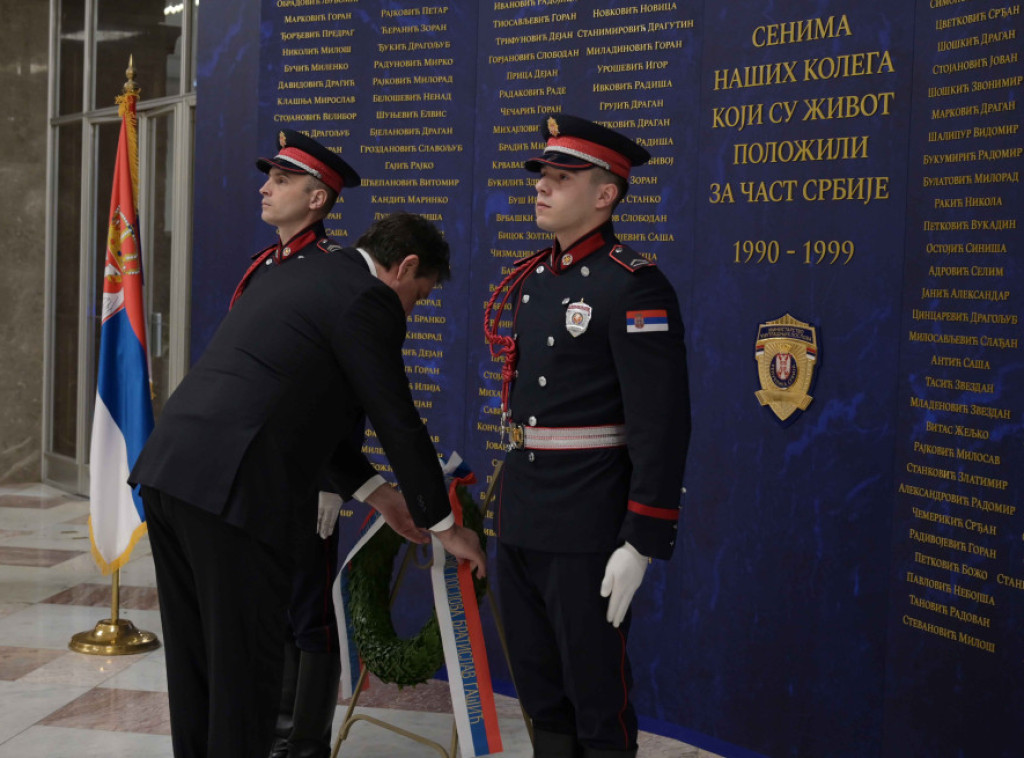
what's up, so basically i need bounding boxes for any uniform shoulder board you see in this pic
[317,238,346,255]
[609,245,656,273]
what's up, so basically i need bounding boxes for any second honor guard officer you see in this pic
[131,170,486,756]
[485,114,691,758]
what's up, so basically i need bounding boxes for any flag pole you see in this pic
[70,56,159,656]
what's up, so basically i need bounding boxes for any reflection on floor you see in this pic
[0,483,720,757]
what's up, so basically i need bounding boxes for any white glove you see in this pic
[599,542,648,628]
[316,491,343,539]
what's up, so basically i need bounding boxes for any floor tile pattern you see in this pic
[0,483,718,757]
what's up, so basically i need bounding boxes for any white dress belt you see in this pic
[507,422,627,451]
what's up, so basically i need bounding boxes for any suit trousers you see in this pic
[497,542,637,752]
[142,487,291,758]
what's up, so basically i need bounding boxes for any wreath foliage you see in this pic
[348,485,487,686]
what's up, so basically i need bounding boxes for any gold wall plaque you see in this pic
[754,314,818,422]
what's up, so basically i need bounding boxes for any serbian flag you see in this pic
[88,84,154,574]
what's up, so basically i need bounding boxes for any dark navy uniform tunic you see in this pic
[498,220,691,560]
[231,221,367,652]
[495,220,690,752]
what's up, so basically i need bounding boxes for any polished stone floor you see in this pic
[0,482,720,757]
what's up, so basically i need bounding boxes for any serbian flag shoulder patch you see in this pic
[626,309,669,333]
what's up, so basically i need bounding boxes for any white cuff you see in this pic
[352,474,387,503]
[428,513,455,532]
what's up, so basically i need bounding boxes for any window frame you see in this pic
[43,0,197,494]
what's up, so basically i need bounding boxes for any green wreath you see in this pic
[347,484,488,686]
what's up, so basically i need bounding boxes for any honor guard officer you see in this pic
[239,130,366,758]
[485,114,691,758]
[231,128,362,307]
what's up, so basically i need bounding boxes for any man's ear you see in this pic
[397,254,420,279]
[308,187,328,211]
[595,181,619,210]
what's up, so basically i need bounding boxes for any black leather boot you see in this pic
[268,642,301,758]
[287,649,342,758]
[534,727,582,758]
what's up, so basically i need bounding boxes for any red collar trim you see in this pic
[550,223,614,272]
[276,223,324,262]
[231,224,326,309]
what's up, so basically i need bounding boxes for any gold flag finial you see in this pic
[123,55,141,97]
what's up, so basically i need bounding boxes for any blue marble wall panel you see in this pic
[191,0,262,361]
[190,1,1024,755]
[884,1,1024,755]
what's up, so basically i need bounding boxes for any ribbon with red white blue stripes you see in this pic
[331,454,503,756]
[431,469,502,757]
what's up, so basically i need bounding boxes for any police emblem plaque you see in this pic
[754,314,818,422]
[565,300,592,337]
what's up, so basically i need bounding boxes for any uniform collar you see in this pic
[549,220,616,273]
[274,220,326,263]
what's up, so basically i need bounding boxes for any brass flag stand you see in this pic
[69,56,159,658]
[331,462,531,757]
[69,568,160,655]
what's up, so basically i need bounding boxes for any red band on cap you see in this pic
[546,136,632,179]
[276,146,344,193]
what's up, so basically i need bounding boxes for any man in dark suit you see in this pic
[485,114,690,758]
[131,205,485,758]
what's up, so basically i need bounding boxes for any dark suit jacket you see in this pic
[130,247,450,548]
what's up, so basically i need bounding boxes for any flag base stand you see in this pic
[332,463,531,758]
[69,617,160,656]
[69,568,160,656]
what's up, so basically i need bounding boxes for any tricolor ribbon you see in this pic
[332,455,503,756]
[431,470,503,757]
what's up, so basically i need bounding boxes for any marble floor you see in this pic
[0,482,720,758]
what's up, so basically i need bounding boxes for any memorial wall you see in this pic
[192,1,1022,755]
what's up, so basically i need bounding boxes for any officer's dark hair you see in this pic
[305,175,338,215]
[357,212,451,283]
[590,166,629,209]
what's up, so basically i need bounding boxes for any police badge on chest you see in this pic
[565,300,592,337]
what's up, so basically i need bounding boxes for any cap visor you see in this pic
[523,153,596,173]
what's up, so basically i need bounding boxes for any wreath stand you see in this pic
[330,462,532,758]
